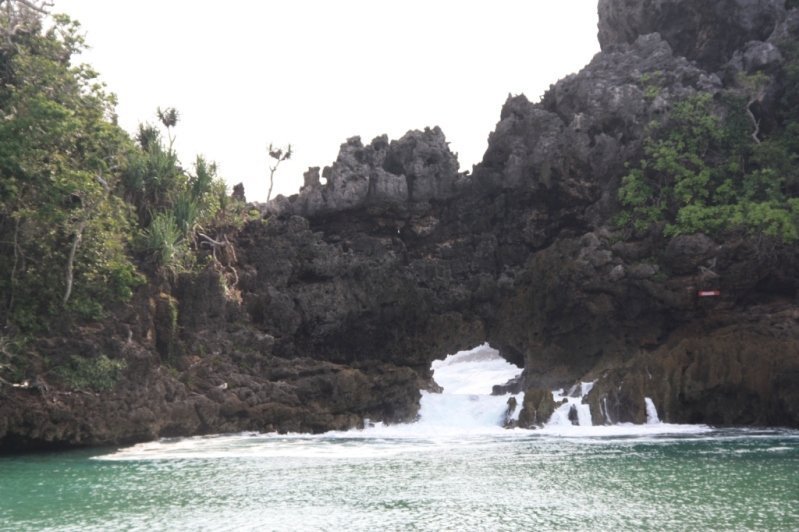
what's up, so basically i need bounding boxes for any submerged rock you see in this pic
[492,375,523,395]
[503,396,519,428]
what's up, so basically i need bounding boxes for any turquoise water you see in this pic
[2,349,798,531]
[1,429,798,531]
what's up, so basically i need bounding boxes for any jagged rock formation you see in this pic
[598,0,784,70]
[268,127,463,217]
[2,0,799,450]
[516,388,558,429]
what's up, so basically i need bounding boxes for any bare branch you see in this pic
[746,98,761,144]
[198,232,225,247]
[63,220,85,305]
[5,217,20,326]
[0,0,52,47]
[96,172,110,194]
[63,182,108,305]
[266,143,292,202]
[0,0,52,14]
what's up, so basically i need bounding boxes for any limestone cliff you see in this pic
[2,0,798,451]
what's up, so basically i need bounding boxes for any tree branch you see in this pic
[1,0,51,48]
[63,182,106,306]
[63,219,86,305]
[746,98,761,144]
[266,143,291,202]
[198,232,225,247]
[0,0,52,14]
[5,217,20,326]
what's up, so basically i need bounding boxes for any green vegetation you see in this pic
[640,70,665,101]
[619,68,799,240]
[0,0,256,392]
[0,11,143,330]
[0,4,246,337]
[53,354,127,391]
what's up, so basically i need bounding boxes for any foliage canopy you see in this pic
[618,70,799,241]
[0,8,241,333]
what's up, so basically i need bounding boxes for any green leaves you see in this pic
[0,11,140,331]
[618,89,799,241]
[53,354,127,392]
[0,8,244,334]
[141,211,188,273]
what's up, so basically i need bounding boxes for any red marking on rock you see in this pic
[697,290,721,297]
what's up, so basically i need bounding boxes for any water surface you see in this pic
[2,346,797,530]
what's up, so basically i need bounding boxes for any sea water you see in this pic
[1,345,798,531]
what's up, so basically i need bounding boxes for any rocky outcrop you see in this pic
[586,304,799,425]
[598,0,784,70]
[268,126,462,218]
[0,309,422,451]
[517,388,558,428]
[3,0,799,451]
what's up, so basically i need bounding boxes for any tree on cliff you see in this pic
[0,0,52,44]
[0,9,141,330]
[121,108,239,277]
[266,142,291,202]
[0,3,246,334]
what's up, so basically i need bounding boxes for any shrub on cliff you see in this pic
[618,87,799,241]
[53,354,127,392]
[125,114,241,275]
[0,4,243,333]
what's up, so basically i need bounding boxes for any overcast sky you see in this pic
[56,1,600,201]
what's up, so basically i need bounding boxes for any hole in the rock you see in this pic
[417,344,523,430]
[431,344,522,395]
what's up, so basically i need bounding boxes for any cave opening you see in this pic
[429,344,522,396]
[415,344,524,430]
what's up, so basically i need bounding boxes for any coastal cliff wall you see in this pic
[2,0,798,450]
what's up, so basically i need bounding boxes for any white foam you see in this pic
[601,397,612,424]
[547,381,595,427]
[645,397,661,424]
[97,347,719,462]
[363,344,524,437]
[536,422,711,438]
[97,421,717,461]
[431,343,520,395]
[415,391,519,430]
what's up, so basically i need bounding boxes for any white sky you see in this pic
[56,1,600,201]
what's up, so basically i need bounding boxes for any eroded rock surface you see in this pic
[2,0,799,451]
[517,388,558,429]
[269,126,462,218]
[598,0,784,70]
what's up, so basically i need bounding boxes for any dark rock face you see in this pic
[493,375,523,395]
[0,314,423,451]
[662,234,719,275]
[598,0,785,70]
[3,0,799,451]
[517,388,558,428]
[587,305,799,426]
[503,396,519,427]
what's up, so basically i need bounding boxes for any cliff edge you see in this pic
[2,0,798,451]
